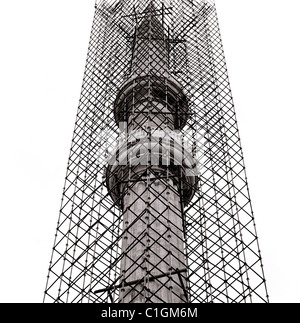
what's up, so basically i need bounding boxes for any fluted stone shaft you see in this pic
[120,177,187,303]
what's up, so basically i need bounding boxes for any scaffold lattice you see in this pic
[44,0,269,303]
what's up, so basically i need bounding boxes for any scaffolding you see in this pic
[44,0,269,303]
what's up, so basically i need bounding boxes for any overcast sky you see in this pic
[0,0,299,303]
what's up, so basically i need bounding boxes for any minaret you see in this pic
[44,0,269,304]
[106,3,197,303]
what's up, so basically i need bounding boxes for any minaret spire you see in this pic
[131,2,169,77]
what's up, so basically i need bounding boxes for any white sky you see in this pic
[0,0,299,303]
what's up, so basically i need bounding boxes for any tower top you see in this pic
[136,3,165,41]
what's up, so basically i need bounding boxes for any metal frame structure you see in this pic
[44,0,269,303]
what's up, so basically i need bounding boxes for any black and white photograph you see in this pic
[0,0,299,305]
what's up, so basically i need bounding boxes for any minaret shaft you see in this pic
[120,178,187,302]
